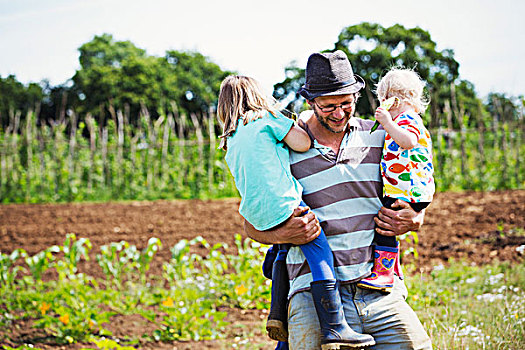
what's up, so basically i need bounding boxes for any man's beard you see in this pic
[313,109,352,134]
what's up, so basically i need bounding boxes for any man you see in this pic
[244,51,432,349]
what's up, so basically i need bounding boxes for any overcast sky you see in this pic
[0,0,523,99]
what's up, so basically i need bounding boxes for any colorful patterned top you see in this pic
[381,110,435,203]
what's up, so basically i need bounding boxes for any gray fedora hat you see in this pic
[298,50,365,100]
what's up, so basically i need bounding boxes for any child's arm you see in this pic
[375,108,418,149]
[283,124,311,152]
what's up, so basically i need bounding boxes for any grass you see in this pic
[1,234,524,349]
[406,260,525,350]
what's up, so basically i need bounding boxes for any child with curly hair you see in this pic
[358,68,435,292]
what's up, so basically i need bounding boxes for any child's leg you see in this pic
[296,201,335,281]
[262,244,278,280]
[298,226,335,281]
[358,197,424,292]
[266,245,291,342]
[298,201,375,348]
[373,197,398,247]
[357,196,399,292]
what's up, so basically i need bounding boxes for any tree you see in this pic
[273,22,468,123]
[72,34,159,123]
[0,75,43,129]
[163,50,232,116]
[71,34,233,126]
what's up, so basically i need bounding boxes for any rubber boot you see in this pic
[266,249,289,342]
[394,247,404,280]
[262,244,278,279]
[357,245,398,293]
[310,280,375,349]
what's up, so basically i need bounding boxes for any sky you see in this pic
[0,0,524,99]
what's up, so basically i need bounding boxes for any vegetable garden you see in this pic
[0,190,524,349]
[0,22,524,350]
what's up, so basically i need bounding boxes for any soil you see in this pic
[1,190,524,349]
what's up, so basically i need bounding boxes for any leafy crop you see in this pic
[1,234,524,349]
[0,234,269,347]
[1,109,523,204]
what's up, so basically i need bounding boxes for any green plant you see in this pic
[406,260,525,349]
[97,237,162,288]
[0,249,27,291]
[398,231,419,260]
[33,280,114,344]
[82,337,136,350]
[54,233,92,280]
[25,245,60,281]
[137,237,162,283]
[97,240,135,289]
[152,289,228,341]
[219,234,269,309]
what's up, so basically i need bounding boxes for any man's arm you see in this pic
[244,206,321,245]
[374,199,425,236]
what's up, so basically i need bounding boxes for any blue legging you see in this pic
[278,201,335,281]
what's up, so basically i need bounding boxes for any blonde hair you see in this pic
[375,67,430,114]
[217,75,279,150]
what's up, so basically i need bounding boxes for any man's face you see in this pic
[311,94,356,134]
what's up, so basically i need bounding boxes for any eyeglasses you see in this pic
[313,100,355,113]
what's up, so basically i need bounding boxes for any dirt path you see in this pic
[1,190,524,349]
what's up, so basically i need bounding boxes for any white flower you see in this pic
[433,264,445,271]
[465,277,477,284]
[476,293,504,302]
[488,273,504,285]
[456,325,485,344]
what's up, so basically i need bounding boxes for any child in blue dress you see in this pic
[218,75,375,349]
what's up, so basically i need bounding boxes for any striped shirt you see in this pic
[287,116,385,297]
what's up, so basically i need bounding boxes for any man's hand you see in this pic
[244,206,321,245]
[374,199,424,236]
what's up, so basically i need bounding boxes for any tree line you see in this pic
[1,22,523,135]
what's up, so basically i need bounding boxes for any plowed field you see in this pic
[1,190,524,349]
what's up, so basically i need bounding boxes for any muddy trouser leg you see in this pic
[287,277,432,350]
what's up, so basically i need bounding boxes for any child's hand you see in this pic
[374,107,392,126]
